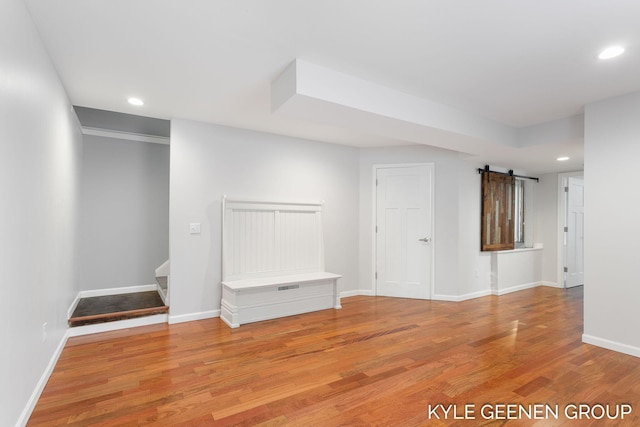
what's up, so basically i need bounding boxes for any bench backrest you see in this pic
[222,197,326,281]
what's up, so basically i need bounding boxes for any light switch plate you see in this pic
[189,223,201,234]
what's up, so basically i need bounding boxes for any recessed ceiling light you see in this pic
[557,156,570,162]
[598,45,625,60]
[127,97,144,106]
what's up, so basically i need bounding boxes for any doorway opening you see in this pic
[74,107,171,328]
[374,164,434,299]
[559,172,584,289]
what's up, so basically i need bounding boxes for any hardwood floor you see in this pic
[29,286,640,426]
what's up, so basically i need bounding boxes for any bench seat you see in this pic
[220,272,341,328]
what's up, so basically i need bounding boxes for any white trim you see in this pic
[68,314,168,337]
[16,330,69,427]
[372,162,436,299]
[582,334,640,358]
[557,173,566,288]
[156,283,168,305]
[490,245,543,254]
[155,259,170,277]
[168,309,220,324]
[222,272,341,290]
[433,289,492,302]
[371,166,377,296]
[435,282,564,301]
[81,126,170,145]
[222,194,324,207]
[340,290,375,298]
[491,281,540,296]
[220,312,238,328]
[557,171,584,289]
[77,284,158,299]
[430,163,436,300]
[222,195,227,281]
[540,281,562,288]
[67,293,82,319]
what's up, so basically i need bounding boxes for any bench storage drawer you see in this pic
[221,273,341,328]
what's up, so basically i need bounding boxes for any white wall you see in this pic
[583,90,640,357]
[491,249,543,294]
[457,160,492,297]
[455,161,556,299]
[172,126,541,317]
[535,173,561,285]
[169,119,360,321]
[170,123,558,316]
[358,145,482,299]
[79,135,169,290]
[456,162,549,298]
[358,147,555,301]
[0,0,83,425]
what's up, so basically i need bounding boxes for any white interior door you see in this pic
[376,165,433,299]
[565,176,584,288]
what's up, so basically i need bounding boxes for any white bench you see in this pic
[220,197,341,328]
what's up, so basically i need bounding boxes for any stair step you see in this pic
[69,291,168,327]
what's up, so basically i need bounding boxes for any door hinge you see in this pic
[564,226,568,232]
[564,266,568,273]
[564,186,569,193]
[376,179,378,186]
[375,272,378,279]
[375,225,378,233]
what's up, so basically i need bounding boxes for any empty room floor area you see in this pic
[29,286,640,426]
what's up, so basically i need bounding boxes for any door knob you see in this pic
[418,237,431,243]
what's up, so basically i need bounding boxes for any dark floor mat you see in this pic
[69,291,167,326]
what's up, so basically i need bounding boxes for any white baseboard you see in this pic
[156,283,168,305]
[340,290,374,298]
[341,287,562,301]
[433,289,492,302]
[340,285,563,302]
[79,284,157,298]
[68,314,168,337]
[67,293,82,319]
[540,281,562,288]
[491,281,540,296]
[434,282,564,301]
[17,330,69,427]
[168,309,220,324]
[219,311,237,328]
[582,334,640,358]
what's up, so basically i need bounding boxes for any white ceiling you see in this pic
[24,0,640,174]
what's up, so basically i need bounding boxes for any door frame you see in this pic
[372,163,435,299]
[556,171,584,288]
